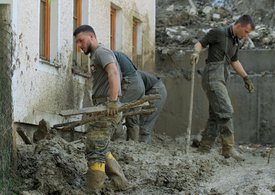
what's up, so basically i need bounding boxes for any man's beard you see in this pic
[84,43,93,55]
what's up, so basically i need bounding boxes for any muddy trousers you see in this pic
[85,114,129,191]
[199,115,234,152]
[200,61,234,152]
[199,83,235,152]
[120,73,145,141]
[140,80,167,144]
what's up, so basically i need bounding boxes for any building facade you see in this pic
[0,0,155,132]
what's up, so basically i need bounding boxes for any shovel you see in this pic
[185,59,196,154]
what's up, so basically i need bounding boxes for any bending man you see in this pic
[138,70,167,144]
[113,51,145,141]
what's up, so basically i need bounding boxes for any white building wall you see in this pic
[11,0,85,126]
[4,0,155,127]
[90,0,156,70]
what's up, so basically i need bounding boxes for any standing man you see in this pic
[190,15,255,161]
[113,51,145,141]
[73,25,129,192]
[138,70,167,144]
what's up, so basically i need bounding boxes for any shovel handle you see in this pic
[186,61,196,154]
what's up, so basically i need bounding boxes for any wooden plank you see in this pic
[17,127,32,145]
[54,108,157,131]
[59,95,160,117]
[59,104,106,116]
[59,102,150,117]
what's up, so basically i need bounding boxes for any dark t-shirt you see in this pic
[113,51,137,77]
[138,70,159,93]
[199,26,239,63]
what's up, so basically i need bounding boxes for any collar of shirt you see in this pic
[227,25,239,46]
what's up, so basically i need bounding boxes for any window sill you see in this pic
[39,58,61,68]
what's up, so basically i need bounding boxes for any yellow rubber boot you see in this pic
[221,134,245,161]
[86,162,106,192]
[105,152,130,191]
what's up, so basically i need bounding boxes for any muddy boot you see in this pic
[139,127,152,144]
[139,134,152,144]
[127,126,139,142]
[86,162,106,192]
[221,134,245,161]
[105,152,130,191]
[197,134,216,153]
[111,122,126,141]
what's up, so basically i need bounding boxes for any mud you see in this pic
[17,133,275,195]
[15,1,275,194]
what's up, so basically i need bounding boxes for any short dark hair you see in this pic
[235,15,255,30]
[73,25,97,37]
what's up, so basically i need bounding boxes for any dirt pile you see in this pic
[16,131,275,194]
[17,135,87,195]
[156,0,275,52]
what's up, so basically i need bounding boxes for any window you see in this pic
[110,4,122,51]
[72,0,90,76]
[132,18,143,67]
[39,0,59,66]
[73,0,82,66]
[132,18,139,65]
[40,0,50,61]
[110,6,116,50]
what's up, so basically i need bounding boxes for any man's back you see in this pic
[138,70,159,93]
[113,51,137,77]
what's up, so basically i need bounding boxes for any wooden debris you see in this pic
[59,94,160,117]
[17,127,32,145]
[33,119,50,143]
[53,108,157,131]
[123,108,157,116]
[53,95,160,131]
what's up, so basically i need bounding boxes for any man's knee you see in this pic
[217,117,234,135]
[85,128,111,162]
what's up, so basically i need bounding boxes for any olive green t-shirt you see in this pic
[199,26,239,63]
[90,45,121,98]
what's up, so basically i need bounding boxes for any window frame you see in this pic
[110,6,117,50]
[132,18,138,65]
[72,0,91,77]
[40,0,51,61]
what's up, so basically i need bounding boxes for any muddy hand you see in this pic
[106,99,121,116]
[243,76,255,93]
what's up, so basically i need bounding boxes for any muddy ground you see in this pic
[15,0,275,194]
[17,133,275,195]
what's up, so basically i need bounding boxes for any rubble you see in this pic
[14,1,275,194]
[16,132,275,194]
[157,0,275,53]
[17,135,87,194]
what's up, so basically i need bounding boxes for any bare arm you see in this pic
[194,42,204,54]
[230,60,248,78]
[105,63,120,101]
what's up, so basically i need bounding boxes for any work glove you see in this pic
[190,51,200,65]
[243,76,255,93]
[106,99,121,116]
